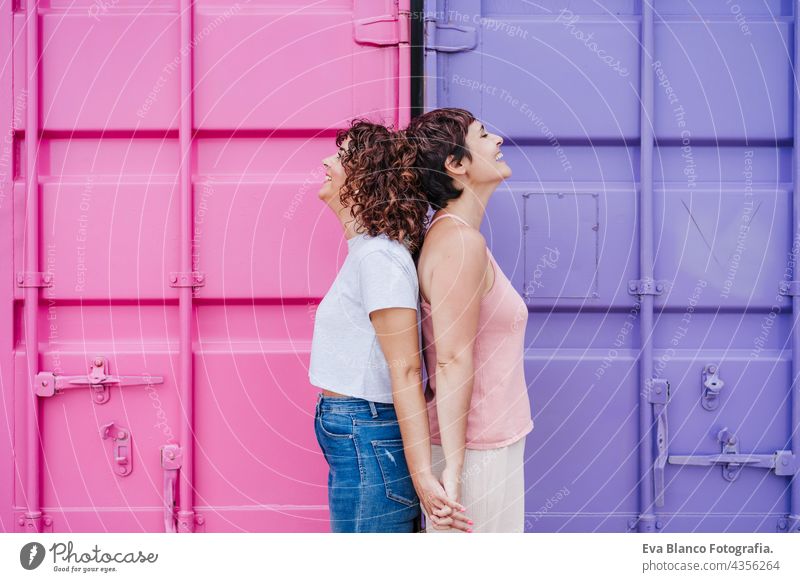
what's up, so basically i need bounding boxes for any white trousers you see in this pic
[423,437,526,533]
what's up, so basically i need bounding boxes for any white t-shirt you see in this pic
[309,232,420,403]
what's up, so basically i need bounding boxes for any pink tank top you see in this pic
[420,213,534,450]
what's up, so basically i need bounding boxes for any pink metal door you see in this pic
[0,0,410,533]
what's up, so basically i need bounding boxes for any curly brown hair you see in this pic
[336,119,429,258]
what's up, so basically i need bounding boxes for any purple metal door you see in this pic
[1,0,411,533]
[424,0,799,532]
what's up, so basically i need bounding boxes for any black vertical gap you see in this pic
[410,0,425,118]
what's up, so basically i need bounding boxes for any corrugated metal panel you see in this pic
[1,0,410,532]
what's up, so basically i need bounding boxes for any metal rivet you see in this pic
[170,275,178,283]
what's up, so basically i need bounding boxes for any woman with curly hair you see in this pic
[405,108,534,533]
[309,120,470,533]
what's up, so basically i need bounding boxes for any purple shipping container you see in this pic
[424,0,799,532]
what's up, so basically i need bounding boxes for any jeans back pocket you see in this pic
[371,438,419,507]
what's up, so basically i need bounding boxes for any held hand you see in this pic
[413,470,472,532]
[428,464,471,532]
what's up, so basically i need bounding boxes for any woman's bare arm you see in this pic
[425,228,487,500]
[370,307,470,530]
[369,307,430,478]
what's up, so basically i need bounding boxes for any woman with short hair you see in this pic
[405,108,534,533]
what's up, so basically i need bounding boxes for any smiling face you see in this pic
[453,120,510,186]
[318,137,350,212]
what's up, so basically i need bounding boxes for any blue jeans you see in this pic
[314,393,421,532]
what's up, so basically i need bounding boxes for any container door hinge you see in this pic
[169,271,205,288]
[34,356,164,404]
[100,421,133,477]
[424,16,478,53]
[16,271,53,288]
[628,278,668,296]
[776,516,800,532]
[646,378,670,507]
[669,428,796,481]
[354,11,409,46]
[15,511,54,533]
[779,280,800,296]
[627,515,664,532]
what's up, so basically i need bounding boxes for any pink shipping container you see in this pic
[0,0,411,532]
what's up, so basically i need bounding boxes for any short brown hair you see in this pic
[404,108,476,210]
